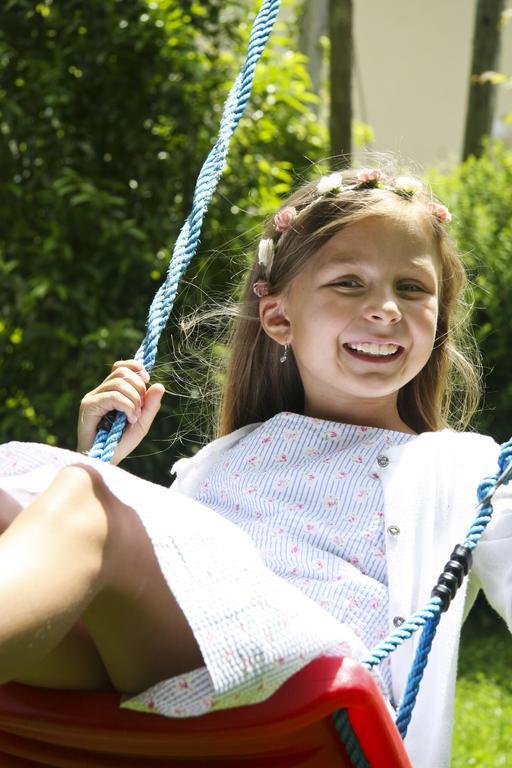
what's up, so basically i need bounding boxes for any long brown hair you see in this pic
[217,168,481,436]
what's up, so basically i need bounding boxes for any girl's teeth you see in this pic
[348,342,399,356]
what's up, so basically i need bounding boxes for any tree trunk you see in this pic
[298,0,329,104]
[328,0,352,169]
[463,0,506,160]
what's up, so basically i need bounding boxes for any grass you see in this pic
[451,597,512,767]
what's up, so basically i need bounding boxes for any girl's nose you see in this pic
[364,298,402,324]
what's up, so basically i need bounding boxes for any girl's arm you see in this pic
[77,359,165,465]
[471,482,512,632]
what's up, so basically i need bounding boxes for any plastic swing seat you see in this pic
[0,656,412,768]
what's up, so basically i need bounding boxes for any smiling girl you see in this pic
[0,166,509,768]
[259,214,439,431]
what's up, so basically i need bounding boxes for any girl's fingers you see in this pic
[104,366,149,393]
[88,384,164,433]
[112,384,165,465]
[112,384,165,431]
[133,384,165,430]
[93,376,147,415]
[110,360,150,383]
[81,392,142,425]
[77,360,162,458]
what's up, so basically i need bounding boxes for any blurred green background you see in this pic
[1,2,511,764]
[452,593,512,767]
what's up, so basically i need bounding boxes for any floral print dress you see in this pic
[193,411,415,700]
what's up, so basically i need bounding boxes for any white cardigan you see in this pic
[170,424,512,768]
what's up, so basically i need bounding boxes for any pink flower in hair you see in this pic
[428,202,452,223]
[253,280,270,298]
[274,206,297,232]
[357,168,382,184]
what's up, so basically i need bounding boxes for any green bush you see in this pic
[429,140,512,443]
[0,0,326,482]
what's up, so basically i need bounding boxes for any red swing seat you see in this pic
[0,656,411,767]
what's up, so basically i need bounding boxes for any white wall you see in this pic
[352,0,512,169]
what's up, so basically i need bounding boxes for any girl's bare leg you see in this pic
[0,489,110,690]
[0,467,204,693]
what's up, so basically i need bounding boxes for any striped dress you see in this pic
[191,411,415,700]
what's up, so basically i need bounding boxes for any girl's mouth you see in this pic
[343,342,404,363]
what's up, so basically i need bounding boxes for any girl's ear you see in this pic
[259,295,291,345]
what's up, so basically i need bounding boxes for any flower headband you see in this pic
[252,169,452,298]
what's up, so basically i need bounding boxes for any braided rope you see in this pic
[359,598,443,671]
[332,709,370,768]
[90,0,281,462]
[393,609,441,736]
[360,435,512,739]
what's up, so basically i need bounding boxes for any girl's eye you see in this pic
[398,282,425,293]
[332,278,362,288]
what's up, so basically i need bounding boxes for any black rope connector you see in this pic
[431,544,473,612]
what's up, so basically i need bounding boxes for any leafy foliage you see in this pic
[0,0,326,482]
[429,140,512,442]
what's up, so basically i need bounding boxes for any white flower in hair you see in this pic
[317,172,343,195]
[394,176,423,196]
[258,238,275,276]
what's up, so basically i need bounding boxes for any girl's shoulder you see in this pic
[392,427,501,475]
[420,428,499,453]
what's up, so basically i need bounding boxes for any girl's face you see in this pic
[261,215,439,431]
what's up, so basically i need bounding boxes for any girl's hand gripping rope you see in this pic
[77,359,165,464]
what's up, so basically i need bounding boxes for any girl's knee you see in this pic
[31,464,137,591]
[37,464,114,552]
[53,464,105,498]
[53,466,148,584]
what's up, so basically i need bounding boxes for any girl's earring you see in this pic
[280,343,288,364]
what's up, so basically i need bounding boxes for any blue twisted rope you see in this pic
[355,436,512,740]
[394,608,441,736]
[90,0,281,462]
[332,709,370,768]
